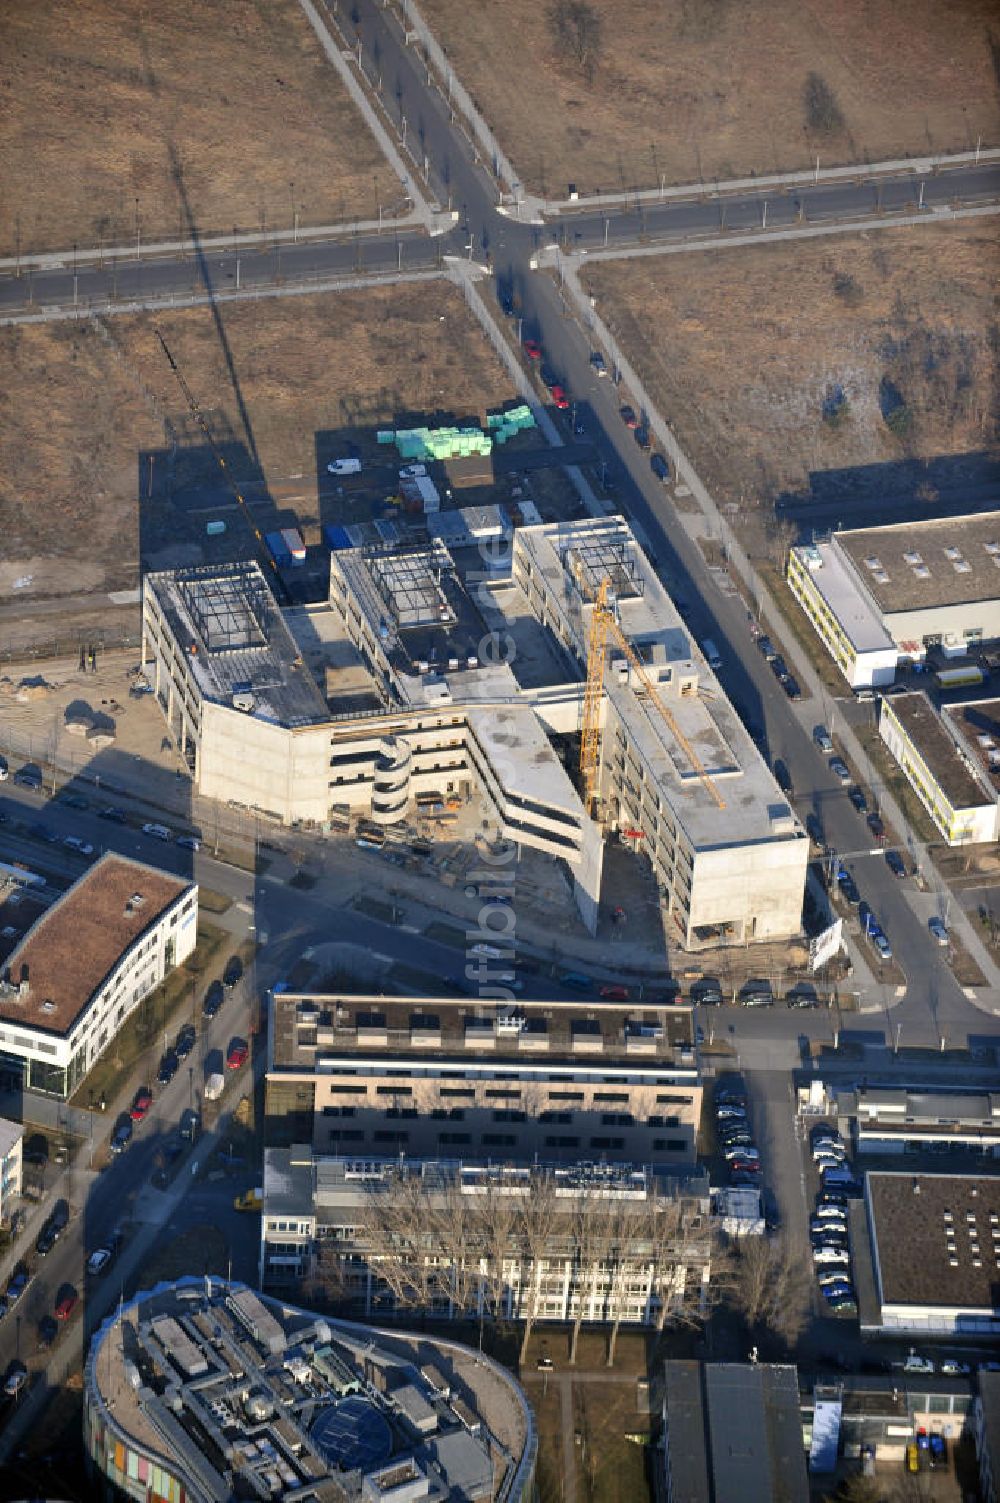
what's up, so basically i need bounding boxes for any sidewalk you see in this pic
[558,260,1000,1008]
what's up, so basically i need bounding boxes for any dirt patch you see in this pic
[583,223,999,554]
[419,0,1000,196]
[0,0,388,258]
[0,281,515,603]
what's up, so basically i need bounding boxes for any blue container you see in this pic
[323,524,353,552]
[264,530,291,565]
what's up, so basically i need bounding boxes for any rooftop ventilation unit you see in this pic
[944,546,964,562]
[903,551,923,566]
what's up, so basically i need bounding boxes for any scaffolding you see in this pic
[176,563,271,654]
[565,536,643,604]
[367,545,455,631]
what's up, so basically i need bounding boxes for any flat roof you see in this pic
[882,692,994,810]
[944,697,1000,796]
[790,541,897,654]
[87,1279,514,1503]
[269,992,695,1071]
[515,520,803,848]
[0,1117,22,1158]
[663,1362,711,1502]
[836,511,1000,614]
[867,1172,1000,1312]
[146,563,331,728]
[1,855,191,1037]
[704,1365,808,1503]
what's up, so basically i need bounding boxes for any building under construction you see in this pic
[141,518,806,949]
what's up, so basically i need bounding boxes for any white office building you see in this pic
[142,518,806,950]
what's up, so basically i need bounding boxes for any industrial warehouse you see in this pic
[141,517,807,951]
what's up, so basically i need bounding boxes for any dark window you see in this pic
[589,1137,624,1150]
[544,1135,580,1148]
[376,1085,412,1097]
[481,1133,516,1147]
[439,1132,470,1145]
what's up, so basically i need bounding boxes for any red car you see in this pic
[599,984,630,1001]
[551,385,570,410]
[620,405,638,429]
[54,1289,78,1321]
[130,1088,153,1122]
[523,338,542,361]
[226,1040,248,1070]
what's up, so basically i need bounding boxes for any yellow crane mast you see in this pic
[580,576,726,815]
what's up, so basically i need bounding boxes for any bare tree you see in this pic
[729,1232,811,1343]
[568,1188,608,1365]
[473,1178,519,1332]
[604,1196,648,1366]
[549,0,602,83]
[361,1169,434,1313]
[646,1189,723,1333]
[516,1172,560,1363]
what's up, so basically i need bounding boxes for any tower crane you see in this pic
[580,577,726,815]
[154,328,286,598]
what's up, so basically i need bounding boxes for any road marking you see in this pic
[894,985,906,997]
[400,923,420,933]
[235,900,252,914]
[964,987,978,1000]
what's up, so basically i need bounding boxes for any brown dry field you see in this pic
[0,0,388,258]
[0,280,514,600]
[419,0,1000,196]
[582,223,999,524]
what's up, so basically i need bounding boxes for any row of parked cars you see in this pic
[810,1123,860,1317]
[755,632,800,700]
[716,1082,761,1188]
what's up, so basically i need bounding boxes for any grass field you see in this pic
[420,0,1000,196]
[0,0,388,259]
[0,280,515,602]
[582,223,999,550]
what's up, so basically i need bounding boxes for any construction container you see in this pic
[280,526,306,562]
[264,530,292,566]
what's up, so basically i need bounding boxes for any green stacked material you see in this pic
[383,422,499,460]
[376,430,395,445]
[485,403,536,446]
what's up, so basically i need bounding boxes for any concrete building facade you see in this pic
[142,520,806,952]
[0,855,197,1099]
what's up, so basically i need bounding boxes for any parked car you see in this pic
[829,757,851,784]
[223,956,243,989]
[756,635,776,659]
[3,1360,28,1396]
[805,813,825,846]
[63,835,94,855]
[866,812,886,842]
[54,1288,78,1321]
[650,452,669,482]
[901,1353,935,1374]
[550,384,570,410]
[99,805,128,823]
[928,916,949,947]
[130,1087,153,1122]
[13,769,41,790]
[885,849,907,878]
[873,933,893,962]
[739,983,773,1007]
[619,404,638,429]
[6,1270,28,1304]
[848,786,868,814]
[836,869,861,906]
[939,1360,971,1375]
[813,726,834,753]
[203,980,224,1017]
[598,984,630,1001]
[142,822,171,841]
[780,673,801,700]
[634,425,651,451]
[87,1247,114,1278]
[175,1024,196,1060]
[157,1051,179,1086]
[590,351,607,376]
[109,1119,133,1154]
[523,338,542,361]
[35,1222,59,1257]
[226,1039,248,1070]
[176,834,200,851]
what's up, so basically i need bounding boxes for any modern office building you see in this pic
[0,1116,22,1226]
[142,516,807,950]
[787,511,1000,686]
[0,854,197,1098]
[661,1361,809,1503]
[265,989,701,1169]
[879,692,999,845]
[862,1172,1000,1336]
[259,1148,712,1333]
[84,1276,534,1503]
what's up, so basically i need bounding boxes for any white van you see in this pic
[327,457,362,476]
[701,639,722,670]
